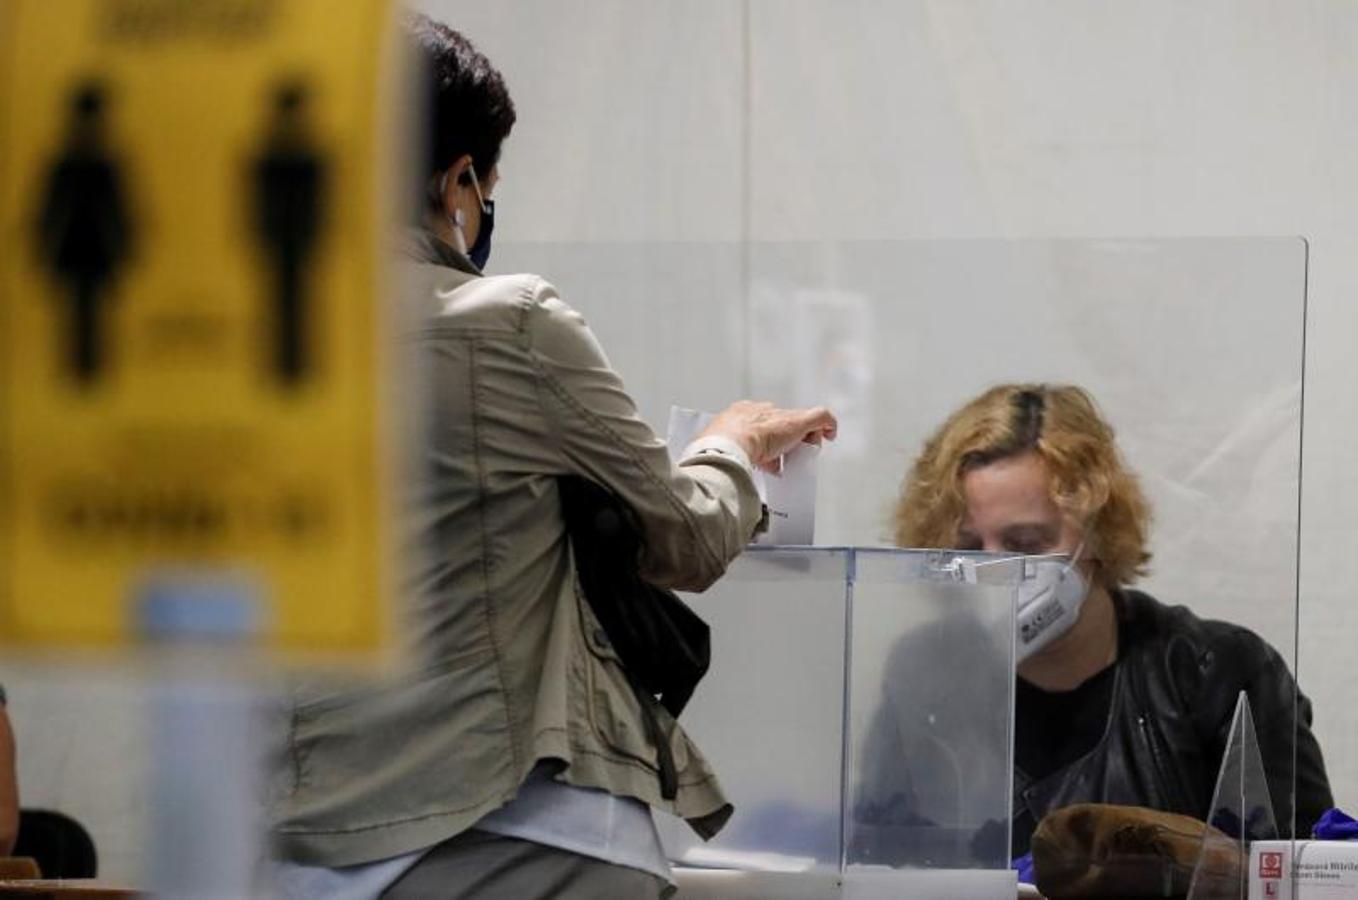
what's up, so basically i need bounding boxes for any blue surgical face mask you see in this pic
[439,165,495,270]
[464,167,494,269]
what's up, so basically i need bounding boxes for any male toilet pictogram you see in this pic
[251,81,326,385]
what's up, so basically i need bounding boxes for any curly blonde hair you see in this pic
[892,384,1151,587]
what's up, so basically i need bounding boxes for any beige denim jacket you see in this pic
[269,232,762,867]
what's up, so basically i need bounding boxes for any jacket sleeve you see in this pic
[1201,627,1333,837]
[524,279,763,591]
[1290,688,1334,836]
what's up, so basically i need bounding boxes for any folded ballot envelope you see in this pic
[667,406,819,546]
[1249,840,1358,899]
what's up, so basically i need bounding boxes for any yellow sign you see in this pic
[0,0,397,654]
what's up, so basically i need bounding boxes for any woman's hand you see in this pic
[699,401,838,472]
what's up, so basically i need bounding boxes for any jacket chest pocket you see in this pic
[1133,710,1203,816]
[1122,663,1196,816]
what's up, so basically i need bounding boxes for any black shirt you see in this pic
[1011,664,1117,856]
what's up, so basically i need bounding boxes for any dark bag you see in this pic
[558,475,712,799]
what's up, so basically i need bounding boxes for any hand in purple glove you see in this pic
[1314,808,1358,840]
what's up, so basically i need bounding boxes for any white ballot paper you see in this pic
[667,406,819,545]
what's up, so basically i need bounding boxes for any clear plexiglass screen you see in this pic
[656,547,1020,874]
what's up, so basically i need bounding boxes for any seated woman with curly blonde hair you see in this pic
[887,383,1330,857]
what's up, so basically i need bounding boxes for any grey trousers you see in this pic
[380,829,675,900]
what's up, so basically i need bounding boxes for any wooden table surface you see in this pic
[0,880,139,898]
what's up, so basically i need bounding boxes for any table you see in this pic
[0,881,138,898]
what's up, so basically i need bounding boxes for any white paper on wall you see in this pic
[749,284,875,459]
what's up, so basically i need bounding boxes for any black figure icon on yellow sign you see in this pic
[252,81,327,386]
[36,82,134,387]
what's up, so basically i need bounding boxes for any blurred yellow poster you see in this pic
[0,0,396,654]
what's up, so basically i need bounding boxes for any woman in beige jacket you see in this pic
[269,13,835,900]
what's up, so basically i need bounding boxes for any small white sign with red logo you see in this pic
[1249,840,1358,900]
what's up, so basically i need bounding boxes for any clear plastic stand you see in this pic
[1186,691,1278,900]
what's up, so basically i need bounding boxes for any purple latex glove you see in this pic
[1313,808,1358,840]
[1013,852,1035,884]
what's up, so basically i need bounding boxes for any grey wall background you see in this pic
[5,1,1358,881]
[424,0,1356,807]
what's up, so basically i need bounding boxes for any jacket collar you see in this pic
[398,226,482,276]
[1110,587,1159,654]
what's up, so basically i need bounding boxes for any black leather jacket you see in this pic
[1013,590,1332,850]
[852,589,1332,865]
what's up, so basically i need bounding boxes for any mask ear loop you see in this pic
[1068,538,1086,568]
[467,166,489,212]
[438,169,469,255]
[958,537,1086,584]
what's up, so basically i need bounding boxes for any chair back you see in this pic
[13,809,97,878]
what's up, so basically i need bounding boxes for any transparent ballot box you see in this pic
[655,547,1023,896]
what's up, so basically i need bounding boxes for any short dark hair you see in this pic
[403,12,515,184]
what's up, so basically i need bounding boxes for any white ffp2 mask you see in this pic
[951,543,1089,664]
[1012,550,1088,663]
